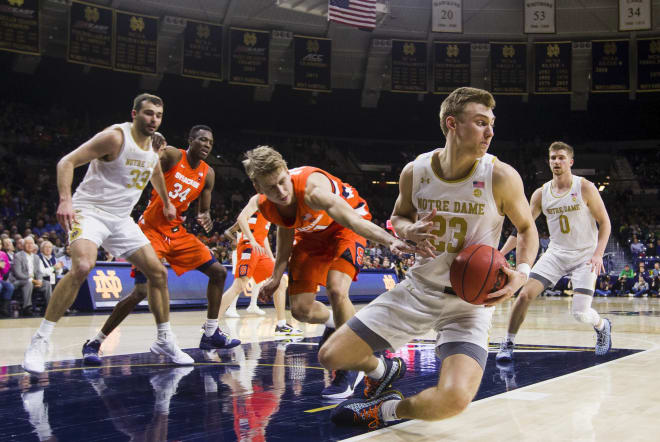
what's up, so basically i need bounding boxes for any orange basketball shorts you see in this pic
[234,242,275,284]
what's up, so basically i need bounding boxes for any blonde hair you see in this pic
[439,87,496,136]
[548,141,574,158]
[243,145,288,181]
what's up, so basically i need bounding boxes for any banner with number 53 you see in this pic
[432,0,462,33]
[524,0,556,34]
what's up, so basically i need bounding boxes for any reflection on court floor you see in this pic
[0,338,638,441]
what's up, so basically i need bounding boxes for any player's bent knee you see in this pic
[133,283,148,300]
[145,265,168,286]
[325,287,349,302]
[572,310,591,324]
[291,306,313,323]
[435,385,473,418]
[70,261,94,282]
[208,265,227,283]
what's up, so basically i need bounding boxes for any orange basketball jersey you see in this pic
[237,211,271,247]
[257,166,371,236]
[141,149,209,237]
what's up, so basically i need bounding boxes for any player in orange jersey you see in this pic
[242,146,415,398]
[81,125,239,365]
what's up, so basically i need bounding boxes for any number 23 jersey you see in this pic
[409,149,504,292]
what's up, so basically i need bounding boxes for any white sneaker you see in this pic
[224,308,240,318]
[23,335,48,374]
[246,305,266,316]
[150,338,194,365]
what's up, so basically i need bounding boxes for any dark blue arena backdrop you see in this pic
[0,337,639,441]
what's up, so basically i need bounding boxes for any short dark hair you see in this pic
[133,93,163,111]
[189,125,212,139]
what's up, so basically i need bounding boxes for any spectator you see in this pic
[8,236,49,316]
[38,241,62,287]
[1,237,15,263]
[614,264,634,296]
[0,245,14,316]
[650,262,660,278]
[649,274,660,297]
[594,275,612,297]
[637,262,650,281]
[539,232,550,253]
[55,244,72,275]
[632,274,649,298]
[630,236,644,256]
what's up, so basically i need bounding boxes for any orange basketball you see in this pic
[450,244,508,305]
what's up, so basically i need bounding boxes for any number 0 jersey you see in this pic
[72,122,159,218]
[409,149,504,292]
[141,149,209,237]
[541,175,597,252]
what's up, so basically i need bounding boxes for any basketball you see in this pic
[450,244,509,305]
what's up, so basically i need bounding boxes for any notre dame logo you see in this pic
[383,274,396,291]
[243,32,257,47]
[446,44,459,58]
[8,0,24,7]
[307,39,320,53]
[502,45,515,58]
[130,16,145,32]
[650,40,660,54]
[84,6,100,23]
[546,44,560,57]
[403,42,416,56]
[473,188,482,197]
[93,270,123,299]
[603,42,617,56]
[197,24,210,39]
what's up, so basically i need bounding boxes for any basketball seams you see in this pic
[462,244,486,303]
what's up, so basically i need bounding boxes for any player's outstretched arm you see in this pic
[236,195,266,256]
[56,128,123,232]
[304,172,416,256]
[150,161,176,221]
[582,178,611,274]
[486,161,539,306]
[196,167,215,233]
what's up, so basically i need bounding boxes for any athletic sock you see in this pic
[366,356,386,380]
[595,318,605,331]
[157,322,172,340]
[325,311,335,329]
[505,333,516,344]
[36,319,55,339]
[380,399,401,422]
[92,331,107,344]
[204,319,218,337]
[277,319,286,327]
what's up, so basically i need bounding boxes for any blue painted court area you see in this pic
[0,339,639,441]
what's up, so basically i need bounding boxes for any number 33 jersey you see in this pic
[141,149,209,237]
[72,122,159,218]
[409,149,504,291]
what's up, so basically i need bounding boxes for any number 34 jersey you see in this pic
[141,149,209,237]
[409,149,504,292]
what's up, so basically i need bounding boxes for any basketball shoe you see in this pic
[363,356,406,398]
[150,336,194,365]
[224,307,240,318]
[331,389,403,429]
[275,323,303,336]
[82,339,102,366]
[595,318,612,355]
[322,370,365,399]
[199,328,241,350]
[496,339,515,362]
[246,305,266,315]
[23,334,49,374]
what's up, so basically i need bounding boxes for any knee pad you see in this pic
[572,310,594,324]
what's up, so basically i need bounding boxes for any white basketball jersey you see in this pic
[542,175,597,252]
[72,122,159,218]
[409,149,504,292]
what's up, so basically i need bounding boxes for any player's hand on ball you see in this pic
[258,277,279,303]
[484,267,526,307]
[403,209,438,258]
[196,212,213,233]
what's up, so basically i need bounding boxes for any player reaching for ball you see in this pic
[496,141,612,362]
[320,87,538,429]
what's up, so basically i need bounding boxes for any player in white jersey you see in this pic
[323,87,538,429]
[23,93,194,375]
[497,141,612,362]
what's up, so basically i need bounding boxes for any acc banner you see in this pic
[293,35,331,92]
[68,1,113,69]
[591,40,629,93]
[433,42,470,93]
[524,0,555,34]
[0,0,39,55]
[432,0,462,33]
[182,20,222,81]
[619,0,651,31]
[490,42,527,94]
[534,41,571,94]
[637,38,660,92]
[114,11,158,75]
[229,28,269,86]
[392,40,428,93]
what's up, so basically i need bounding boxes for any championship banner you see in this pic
[182,19,222,81]
[534,41,571,94]
[114,10,158,75]
[433,42,470,93]
[0,0,39,55]
[524,0,555,34]
[293,35,331,92]
[618,0,652,31]
[391,40,428,93]
[229,27,269,87]
[490,42,527,94]
[432,0,462,33]
[68,0,113,69]
[591,40,629,93]
[637,38,660,92]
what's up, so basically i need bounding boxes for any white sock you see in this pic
[595,318,605,331]
[249,293,258,308]
[277,319,286,327]
[325,311,335,329]
[157,322,172,340]
[204,319,218,337]
[380,399,401,422]
[506,333,516,344]
[366,357,386,380]
[36,319,55,339]
[93,331,107,344]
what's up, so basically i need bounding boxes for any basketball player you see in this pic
[242,146,415,399]
[80,125,240,365]
[496,141,612,361]
[23,93,194,374]
[218,204,302,336]
[321,87,538,428]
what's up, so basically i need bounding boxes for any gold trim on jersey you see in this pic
[548,177,574,199]
[430,152,480,183]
